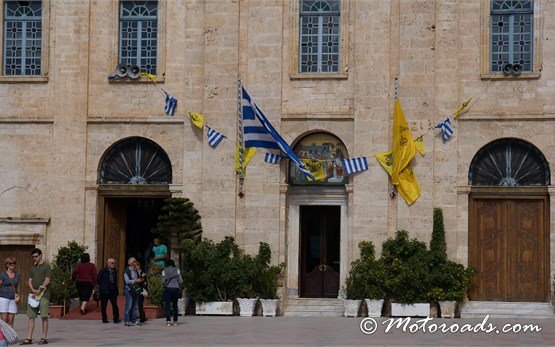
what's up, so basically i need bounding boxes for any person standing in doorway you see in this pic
[20,248,51,345]
[162,259,182,326]
[0,257,20,327]
[150,238,168,267]
[72,253,97,315]
[123,257,142,327]
[136,261,148,323]
[97,258,120,324]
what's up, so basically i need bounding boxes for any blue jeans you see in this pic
[124,288,139,324]
[0,339,7,347]
[164,287,179,322]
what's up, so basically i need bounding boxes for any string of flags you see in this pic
[108,65,492,203]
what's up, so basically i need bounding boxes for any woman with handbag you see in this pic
[0,257,20,327]
[72,253,97,315]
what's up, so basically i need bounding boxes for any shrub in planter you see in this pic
[49,241,87,308]
[146,267,164,307]
[251,243,283,317]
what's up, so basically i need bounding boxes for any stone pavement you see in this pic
[9,314,555,346]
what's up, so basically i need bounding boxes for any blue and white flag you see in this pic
[241,87,315,180]
[164,91,177,116]
[435,118,453,141]
[264,153,284,164]
[207,127,225,148]
[341,157,369,175]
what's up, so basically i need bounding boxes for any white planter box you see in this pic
[237,298,258,317]
[343,299,361,317]
[365,299,384,317]
[196,301,234,315]
[260,299,279,317]
[178,297,189,315]
[391,303,430,317]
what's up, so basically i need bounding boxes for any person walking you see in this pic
[97,258,120,324]
[72,253,97,315]
[136,261,148,323]
[0,257,20,327]
[123,257,142,327]
[162,259,182,327]
[20,248,51,345]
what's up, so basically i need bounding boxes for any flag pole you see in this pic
[237,77,245,197]
[390,76,399,198]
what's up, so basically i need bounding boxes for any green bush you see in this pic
[428,261,476,302]
[49,241,87,306]
[430,207,447,261]
[146,267,164,307]
[251,243,283,299]
[344,241,386,300]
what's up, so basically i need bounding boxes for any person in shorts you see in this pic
[20,248,51,345]
[0,257,20,327]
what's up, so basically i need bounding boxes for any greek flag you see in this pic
[435,118,453,140]
[264,153,283,164]
[341,157,369,175]
[241,87,315,180]
[207,127,225,148]
[164,91,177,116]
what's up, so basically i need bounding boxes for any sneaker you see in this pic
[125,322,135,327]
[135,322,142,326]
[172,322,178,326]
[102,320,109,324]
[166,321,171,327]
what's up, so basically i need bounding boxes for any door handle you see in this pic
[322,265,327,272]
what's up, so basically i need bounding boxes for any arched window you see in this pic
[468,138,550,186]
[99,137,172,184]
[289,132,348,185]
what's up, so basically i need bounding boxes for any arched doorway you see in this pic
[287,132,349,298]
[97,137,172,291]
[468,138,550,302]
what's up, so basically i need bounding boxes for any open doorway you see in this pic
[125,198,165,266]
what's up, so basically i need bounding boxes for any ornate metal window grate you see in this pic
[119,1,158,75]
[490,0,533,73]
[299,0,340,73]
[99,137,172,184]
[3,1,42,76]
[469,138,550,186]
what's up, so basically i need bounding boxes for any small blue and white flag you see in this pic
[164,91,177,116]
[264,153,284,164]
[341,157,369,175]
[241,87,315,180]
[207,127,226,148]
[435,118,453,141]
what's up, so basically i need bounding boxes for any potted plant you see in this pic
[142,266,165,318]
[252,242,283,317]
[236,253,258,317]
[179,237,245,315]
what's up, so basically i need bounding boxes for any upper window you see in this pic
[119,1,158,75]
[299,0,340,74]
[289,132,349,186]
[490,0,533,74]
[468,138,550,186]
[3,1,42,76]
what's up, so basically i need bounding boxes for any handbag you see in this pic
[8,276,19,305]
[0,318,17,344]
[92,290,100,302]
[129,284,142,296]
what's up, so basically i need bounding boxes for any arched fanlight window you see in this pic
[99,137,172,184]
[289,132,349,185]
[468,138,550,186]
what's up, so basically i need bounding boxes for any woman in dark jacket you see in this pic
[72,253,97,315]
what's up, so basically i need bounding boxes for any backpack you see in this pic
[0,319,17,345]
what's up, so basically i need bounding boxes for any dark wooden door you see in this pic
[300,206,340,298]
[470,196,549,302]
[0,245,35,310]
[103,198,127,294]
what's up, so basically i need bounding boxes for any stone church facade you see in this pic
[0,0,554,310]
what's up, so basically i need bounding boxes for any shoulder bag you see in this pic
[0,318,17,344]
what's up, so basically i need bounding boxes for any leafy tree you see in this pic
[430,207,447,261]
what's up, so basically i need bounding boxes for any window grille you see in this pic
[299,0,340,73]
[119,1,157,75]
[469,138,550,186]
[490,0,533,73]
[99,137,172,184]
[3,1,42,76]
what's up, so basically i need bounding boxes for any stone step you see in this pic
[285,305,344,312]
[460,301,555,319]
[284,298,345,317]
[284,310,344,317]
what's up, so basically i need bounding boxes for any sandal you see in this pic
[19,339,32,345]
[38,338,48,345]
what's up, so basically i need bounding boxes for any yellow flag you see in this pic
[414,136,426,156]
[235,145,257,174]
[139,72,157,83]
[189,112,205,129]
[302,159,327,181]
[391,99,416,185]
[375,150,393,176]
[452,96,474,118]
[397,166,420,205]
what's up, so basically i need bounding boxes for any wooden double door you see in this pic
[469,194,549,302]
[300,205,340,298]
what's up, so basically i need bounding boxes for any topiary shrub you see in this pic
[430,207,447,261]
[344,241,386,300]
[49,241,87,306]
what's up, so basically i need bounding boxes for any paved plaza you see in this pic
[8,314,555,346]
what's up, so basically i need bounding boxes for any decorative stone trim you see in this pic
[0,217,49,245]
